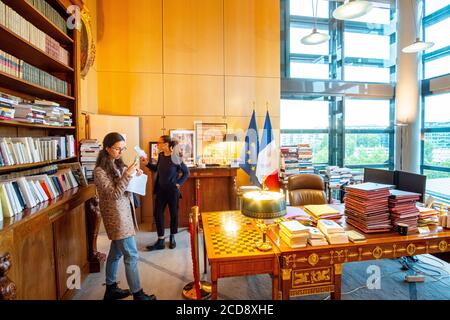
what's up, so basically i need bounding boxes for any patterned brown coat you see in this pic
[94,166,138,241]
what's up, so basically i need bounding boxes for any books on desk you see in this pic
[307,227,328,246]
[389,190,420,233]
[279,220,309,248]
[417,206,439,226]
[344,183,392,233]
[304,204,343,220]
[317,220,348,244]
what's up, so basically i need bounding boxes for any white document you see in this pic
[126,174,148,196]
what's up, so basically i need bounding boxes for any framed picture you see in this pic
[194,122,228,165]
[149,142,159,162]
[169,129,195,167]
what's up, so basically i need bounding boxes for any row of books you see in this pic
[80,139,101,181]
[0,50,69,95]
[0,1,70,65]
[0,167,79,220]
[26,0,68,35]
[324,166,364,189]
[0,135,75,167]
[279,144,314,182]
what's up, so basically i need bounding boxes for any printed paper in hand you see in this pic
[127,174,148,196]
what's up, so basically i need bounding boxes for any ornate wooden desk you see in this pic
[268,205,450,300]
[202,211,279,300]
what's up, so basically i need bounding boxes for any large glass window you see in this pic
[425,0,450,16]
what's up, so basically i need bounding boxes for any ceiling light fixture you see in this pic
[301,0,330,45]
[332,0,373,20]
[402,0,434,53]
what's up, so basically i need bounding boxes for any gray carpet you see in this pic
[72,228,450,300]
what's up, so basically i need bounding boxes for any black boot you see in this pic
[133,289,157,301]
[146,238,165,251]
[103,282,131,300]
[169,234,176,249]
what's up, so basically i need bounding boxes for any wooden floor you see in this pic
[72,229,450,300]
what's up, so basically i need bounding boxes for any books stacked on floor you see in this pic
[298,144,314,174]
[0,1,70,65]
[304,204,343,221]
[417,206,440,227]
[344,182,393,233]
[0,135,75,166]
[317,219,348,244]
[325,166,362,188]
[307,227,328,246]
[80,139,101,181]
[279,219,309,248]
[0,164,80,220]
[280,146,299,182]
[389,190,421,234]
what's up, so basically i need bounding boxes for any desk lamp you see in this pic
[241,191,286,251]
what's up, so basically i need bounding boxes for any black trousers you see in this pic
[154,186,180,237]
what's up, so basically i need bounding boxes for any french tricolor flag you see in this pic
[256,111,279,191]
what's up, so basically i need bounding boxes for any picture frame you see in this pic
[169,129,195,167]
[194,122,228,165]
[149,141,159,162]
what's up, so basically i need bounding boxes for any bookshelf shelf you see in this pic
[2,0,74,45]
[0,118,76,130]
[0,71,75,102]
[0,156,77,174]
[0,25,74,73]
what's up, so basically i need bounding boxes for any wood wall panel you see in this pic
[224,0,280,77]
[97,0,162,73]
[97,72,163,116]
[164,74,224,116]
[163,0,224,75]
[225,76,280,117]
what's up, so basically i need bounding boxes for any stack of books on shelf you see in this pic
[279,219,309,248]
[0,163,80,220]
[26,0,68,35]
[0,1,70,65]
[298,144,314,174]
[344,182,393,233]
[325,166,362,188]
[0,50,69,95]
[34,100,72,126]
[0,135,75,166]
[0,94,17,119]
[417,206,439,227]
[307,227,328,246]
[388,190,421,234]
[280,146,299,182]
[80,139,101,181]
[303,204,343,221]
[317,219,349,244]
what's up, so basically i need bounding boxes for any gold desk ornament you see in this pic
[182,206,212,300]
[241,190,287,251]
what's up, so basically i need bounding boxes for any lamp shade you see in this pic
[332,0,373,20]
[241,191,287,219]
[402,38,434,53]
[301,28,330,45]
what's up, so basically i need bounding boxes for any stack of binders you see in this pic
[344,182,393,233]
[389,190,421,234]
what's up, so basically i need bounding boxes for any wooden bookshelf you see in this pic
[0,156,77,174]
[2,0,74,45]
[0,118,75,130]
[0,24,74,73]
[0,71,75,102]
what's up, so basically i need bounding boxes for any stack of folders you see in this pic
[0,168,79,220]
[344,182,393,233]
[317,220,349,244]
[417,206,439,227]
[307,227,328,246]
[304,204,343,221]
[279,220,309,248]
[389,190,421,233]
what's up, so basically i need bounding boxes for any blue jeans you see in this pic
[105,236,141,294]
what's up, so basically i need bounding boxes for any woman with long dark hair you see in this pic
[141,135,189,250]
[94,132,156,300]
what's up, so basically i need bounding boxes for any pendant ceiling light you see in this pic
[301,0,330,45]
[332,0,373,20]
[402,0,434,53]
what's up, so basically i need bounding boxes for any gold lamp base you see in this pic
[182,281,212,300]
[255,240,272,251]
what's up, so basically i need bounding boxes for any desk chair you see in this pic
[288,174,327,206]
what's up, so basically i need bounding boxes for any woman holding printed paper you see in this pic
[140,135,189,250]
[94,132,156,301]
